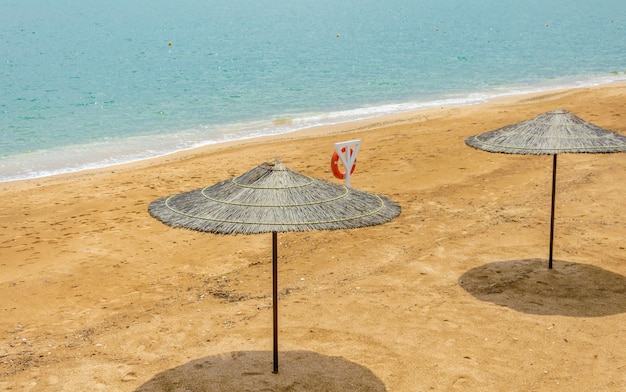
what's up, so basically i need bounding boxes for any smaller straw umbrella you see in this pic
[465,109,626,268]
[148,159,401,373]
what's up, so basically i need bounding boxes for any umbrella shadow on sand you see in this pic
[458,259,626,317]
[134,350,387,392]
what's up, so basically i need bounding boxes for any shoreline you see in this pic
[2,77,626,187]
[3,80,626,193]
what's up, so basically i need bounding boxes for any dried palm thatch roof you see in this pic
[465,109,626,155]
[148,159,401,235]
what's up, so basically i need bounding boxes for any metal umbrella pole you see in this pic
[549,155,557,269]
[272,231,279,373]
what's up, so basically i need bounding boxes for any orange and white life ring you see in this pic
[331,147,356,179]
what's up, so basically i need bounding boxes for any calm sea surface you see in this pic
[1,0,625,182]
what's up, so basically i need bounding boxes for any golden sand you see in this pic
[1,83,625,391]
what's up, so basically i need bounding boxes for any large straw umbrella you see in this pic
[148,159,401,373]
[465,109,626,269]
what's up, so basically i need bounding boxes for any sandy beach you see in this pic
[1,83,625,391]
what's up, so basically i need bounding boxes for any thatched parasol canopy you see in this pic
[465,109,626,154]
[148,159,401,373]
[149,159,400,234]
[465,109,626,269]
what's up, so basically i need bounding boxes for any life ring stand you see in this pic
[331,147,356,179]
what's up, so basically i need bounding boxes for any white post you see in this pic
[334,140,361,187]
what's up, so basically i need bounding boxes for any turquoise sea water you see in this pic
[1,0,625,182]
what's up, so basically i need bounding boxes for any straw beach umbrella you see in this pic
[465,109,626,268]
[148,159,401,373]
